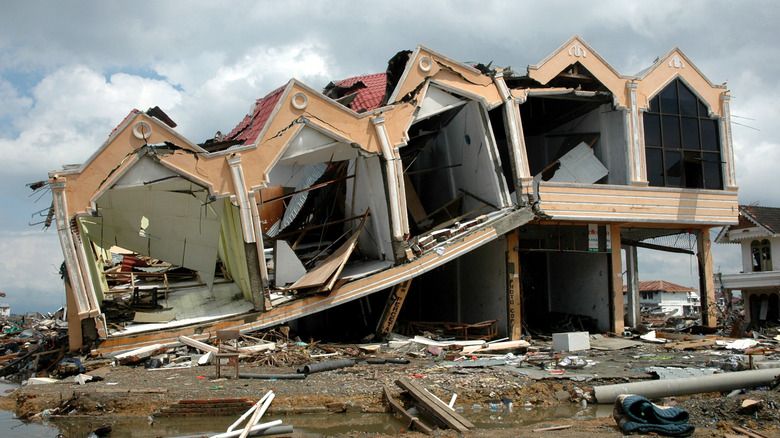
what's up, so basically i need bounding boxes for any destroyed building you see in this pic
[44,36,738,354]
[716,205,780,326]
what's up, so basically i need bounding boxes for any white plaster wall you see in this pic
[346,156,393,260]
[547,252,610,332]
[444,102,505,212]
[457,236,508,337]
[550,103,628,185]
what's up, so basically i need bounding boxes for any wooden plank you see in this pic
[179,335,219,354]
[664,339,717,350]
[404,174,428,224]
[376,279,413,338]
[383,386,433,435]
[533,425,573,432]
[289,229,362,290]
[395,378,473,433]
[255,186,284,234]
[133,312,176,323]
[732,426,771,438]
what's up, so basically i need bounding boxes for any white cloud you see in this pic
[0,231,64,313]
[0,65,182,176]
[160,43,335,142]
[0,78,32,123]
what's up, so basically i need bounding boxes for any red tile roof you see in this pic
[109,109,141,138]
[223,85,286,145]
[333,73,387,113]
[633,280,695,293]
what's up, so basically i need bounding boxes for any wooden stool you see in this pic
[215,330,240,379]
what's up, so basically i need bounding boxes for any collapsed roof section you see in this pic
[49,43,538,352]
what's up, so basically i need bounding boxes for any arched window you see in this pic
[761,239,773,271]
[751,239,773,272]
[752,240,761,271]
[643,78,723,189]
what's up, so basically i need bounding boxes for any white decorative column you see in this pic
[494,73,531,202]
[721,94,738,189]
[627,82,647,185]
[51,181,94,318]
[227,154,257,243]
[372,115,409,240]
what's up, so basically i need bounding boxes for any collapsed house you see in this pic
[45,36,738,354]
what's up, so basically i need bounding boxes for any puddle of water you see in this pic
[0,401,614,437]
[0,409,60,438]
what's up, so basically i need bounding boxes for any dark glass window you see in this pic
[752,240,773,272]
[643,78,723,189]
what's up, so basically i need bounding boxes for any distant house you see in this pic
[0,303,10,318]
[625,280,700,317]
[715,205,780,325]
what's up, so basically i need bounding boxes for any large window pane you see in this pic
[703,153,723,189]
[660,83,678,114]
[646,147,664,187]
[644,113,661,146]
[678,83,698,116]
[684,151,703,188]
[700,119,719,151]
[681,117,700,150]
[698,101,708,117]
[649,96,660,113]
[665,151,682,187]
[662,115,681,148]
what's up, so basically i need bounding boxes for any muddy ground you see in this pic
[3,340,780,437]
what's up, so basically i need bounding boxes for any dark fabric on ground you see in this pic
[613,394,695,437]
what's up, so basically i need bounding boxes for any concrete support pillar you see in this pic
[625,244,640,328]
[697,228,717,327]
[506,230,523,340]
[609,224,625,333]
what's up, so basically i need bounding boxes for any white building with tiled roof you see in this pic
[716,205,780,326]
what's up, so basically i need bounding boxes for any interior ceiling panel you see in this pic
[277,126,359,166]
[86,160,224,288]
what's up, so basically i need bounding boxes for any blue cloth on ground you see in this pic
[613,394,695,437]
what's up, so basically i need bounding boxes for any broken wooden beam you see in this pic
[179,335,218,354]
[395,378,473,433]
[375,279,412,339]
[383,386,433,435]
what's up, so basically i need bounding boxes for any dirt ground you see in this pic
[3,339,780,437]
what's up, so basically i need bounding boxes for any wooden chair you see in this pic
[215,330,240,379]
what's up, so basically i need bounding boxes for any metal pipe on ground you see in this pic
[365,358,410,365]
[297,359,356,374]
[594,369,780,404]
[239,373,306,380]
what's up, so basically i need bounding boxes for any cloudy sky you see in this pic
[1,1,777,314]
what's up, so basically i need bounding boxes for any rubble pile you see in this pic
[0,309,69,382]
